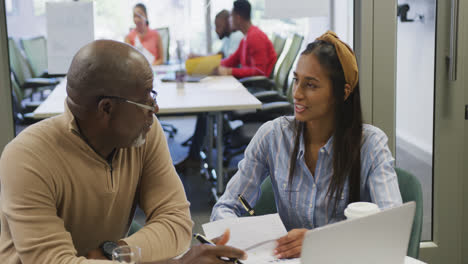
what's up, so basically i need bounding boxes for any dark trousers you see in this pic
[188,113,207,159]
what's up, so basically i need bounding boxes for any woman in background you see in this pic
[211,31,402,259]
[125,3,164,65]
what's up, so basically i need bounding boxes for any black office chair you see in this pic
[238,34,303,98]
[223,82,294,175]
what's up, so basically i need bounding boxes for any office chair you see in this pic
[252,176,277,216]
[238,34,303,97]
[20,36,48,78]
[223,82,294,169]
[395,168,423,259]
[270,34,287,78]
[156,27,170,63]
[222,34,303,155]
[10,73,39,124]
[8,37,59,101]
[246,168,423,259]
[223,35,303,164]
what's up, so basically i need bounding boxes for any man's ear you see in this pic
[97,98,114,120]
[344,84,352,101]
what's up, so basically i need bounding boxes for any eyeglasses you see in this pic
[100,90,158,112]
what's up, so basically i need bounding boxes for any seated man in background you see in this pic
[214,0,277,78]
[176,9,244,170]
[215,9,244,58]
[0,40,246,264]
[189,9,243,59]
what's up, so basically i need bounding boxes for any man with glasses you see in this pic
[0,40,245,263]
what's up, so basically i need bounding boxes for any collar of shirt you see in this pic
[297,126,334,158]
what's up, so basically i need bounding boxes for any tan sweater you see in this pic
[0,105,193,263]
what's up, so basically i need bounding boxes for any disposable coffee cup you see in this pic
[344,202,380,220]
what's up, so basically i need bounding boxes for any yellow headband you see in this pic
[316,30,359,91]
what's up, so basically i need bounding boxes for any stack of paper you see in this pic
[185,54,221,75]
[202,214,300,264]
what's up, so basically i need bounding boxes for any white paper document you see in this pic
[202,214,300,264]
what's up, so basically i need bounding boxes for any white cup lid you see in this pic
[344,202,380,219]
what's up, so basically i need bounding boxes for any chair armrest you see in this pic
[261,101,293,112]
[40,71,66,78]
[253,91,287,103]
[24,77,59,88]
[239,75,269,83]
[236,102,293,123]
[239,76,276,89]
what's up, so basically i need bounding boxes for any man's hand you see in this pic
[212,66,232,76]
[187,53,201,59]
[274,228,308,259]
[211,229,231,245]
[176,229,246,264]
[177,244,246,264]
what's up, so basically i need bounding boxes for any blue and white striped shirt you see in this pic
[211,116,402,230]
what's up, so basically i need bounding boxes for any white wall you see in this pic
[6,0,46,38]
[396,0,435,164]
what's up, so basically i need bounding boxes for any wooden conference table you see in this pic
[33,67,262,197]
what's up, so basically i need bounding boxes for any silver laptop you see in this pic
[301,202,415,264]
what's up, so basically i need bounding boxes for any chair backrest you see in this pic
[156,27,170,63]
[274,34,303,95]
[8,37,33,86]
[10,72,24,104]
[270,34,287,78]
[20,36,47,78]
[286,80,294,103]
[272,34,287,57]
[253,177,277,215]
[395,167,423,259]
[253,167,423,259]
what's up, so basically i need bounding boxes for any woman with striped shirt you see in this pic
[211,31,402,259]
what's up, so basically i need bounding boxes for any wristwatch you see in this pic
[99,241,119,260]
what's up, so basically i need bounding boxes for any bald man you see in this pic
[215,9,243,58]
[0,40,245,264]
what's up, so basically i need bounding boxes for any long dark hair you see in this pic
[135,3,149,26]
[288,40,363,217]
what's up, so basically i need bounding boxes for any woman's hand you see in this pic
[274,228,308,259]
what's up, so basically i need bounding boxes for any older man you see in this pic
[0,40,245,264]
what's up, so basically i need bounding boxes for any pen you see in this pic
[193,233,244,264]
[238,194,255,216]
